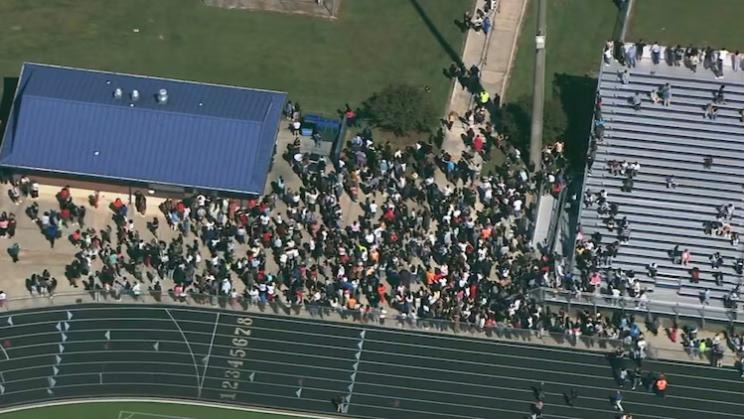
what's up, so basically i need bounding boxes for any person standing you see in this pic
[681,249,691,265]
[635,39,646,61]
[659,83,672,106]
[77,205,86,228]
[733,51,741,72]
[651,42,661,64]
[612,390,624,412]
[529,400,544,419]
[7,243,19,263]
[625,43,637,67]
[630,367,643,390]
[717,48,729,79]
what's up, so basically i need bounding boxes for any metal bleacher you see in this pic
[577,49,744,305]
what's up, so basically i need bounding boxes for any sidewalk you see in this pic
[442,0,528,160]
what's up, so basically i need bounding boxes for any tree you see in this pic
[364,84,436,135]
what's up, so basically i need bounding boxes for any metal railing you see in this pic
[567,51,607,270]
[545,185,568,252]
[532,287,743,326]
[0,290,627,352]
[0,289,736,365]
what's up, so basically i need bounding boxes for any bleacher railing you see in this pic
[567,51,607,270]
[531,287,744,326]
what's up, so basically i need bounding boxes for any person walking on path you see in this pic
[7,242,19,263]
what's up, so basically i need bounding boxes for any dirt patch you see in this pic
[202,0,342,19]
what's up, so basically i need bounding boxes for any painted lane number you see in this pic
[220,316,253,400]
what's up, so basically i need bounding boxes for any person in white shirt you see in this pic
[717,48,729,79]
[651,42,661,64]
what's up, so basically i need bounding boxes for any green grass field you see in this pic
[0,0,471,116]
[506,0,619,104]
[627,0,744,50]
[499,0,619,162]
[0,401,318,419]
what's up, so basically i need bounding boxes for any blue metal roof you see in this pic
[0,63,287,195]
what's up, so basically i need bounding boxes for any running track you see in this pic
[0,304,741,418]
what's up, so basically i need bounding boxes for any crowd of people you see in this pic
[605,40,744,79]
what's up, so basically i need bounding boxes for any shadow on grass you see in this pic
[0,77,19,127]
[553,73,598,171]
[409,0,465,66]
[494,73,597,172]
[492,96,532,156]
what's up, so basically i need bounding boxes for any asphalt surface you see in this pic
[0,304,741,419]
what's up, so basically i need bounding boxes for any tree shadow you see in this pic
[491,95,531,156]
[553,73,598,171]
[0,77,19,134]
[409,0,465,66]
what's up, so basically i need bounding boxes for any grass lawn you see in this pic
[627,0,744,51]
[500,0,619,164]
[0,401,316,419]
[0,0,471,116]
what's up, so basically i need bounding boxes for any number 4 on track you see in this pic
[228,359,244,369]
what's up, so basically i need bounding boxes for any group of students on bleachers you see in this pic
[574,38,744,315]
[607,39,742,79]
[611,40,744,123]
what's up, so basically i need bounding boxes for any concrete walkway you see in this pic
[442,0,528,160]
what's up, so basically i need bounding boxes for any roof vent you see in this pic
[131,89,140,101]
[156,88,168,105]
[113,88,123,99]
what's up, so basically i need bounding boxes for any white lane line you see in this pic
[118,411,136,419]
[0,335,741,401]
[0,342,9,360]
[0,332,740,402]
[344,328,366,412]
[0,355,740,414]
[164,309,201,396]
[14,322,735,389]
[2,398,348,419]
[6,307,741,388]
[117,411,197,419]
[197,312,220,397]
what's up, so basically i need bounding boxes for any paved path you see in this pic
[442,0,528,160]
[0,305,741,419]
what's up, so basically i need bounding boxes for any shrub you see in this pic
[364,84,436,136]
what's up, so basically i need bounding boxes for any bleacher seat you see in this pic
[576,58,744,305]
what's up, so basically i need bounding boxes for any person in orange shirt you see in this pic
[426,269,436,285]
[480,225,492,240]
